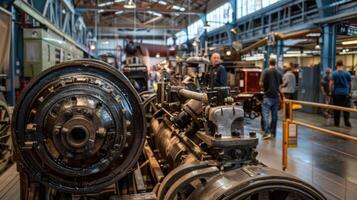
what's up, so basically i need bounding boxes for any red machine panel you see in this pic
[235,68,262,94]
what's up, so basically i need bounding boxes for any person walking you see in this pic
[330,60,352,127]
[321,68,332,123]
[260,59,283,139]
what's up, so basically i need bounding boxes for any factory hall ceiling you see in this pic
[74,0,218,39]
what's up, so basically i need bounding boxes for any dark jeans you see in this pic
[262,97,280,135]
[332,95,351,126]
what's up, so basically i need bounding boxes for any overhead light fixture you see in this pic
[230,28,238,34]
[98,1,114,7]
[158,0,167,5]
[315,44,320,49]
[156,53,160,58]
[115,10,124,15]
[226,50,232,56]
[342,40,357,45]
[147,10,162,17]
[203,22,210,29]
[114,0,125,2]
[90,44,96,50]
[124,0,136,9]
[172,5,185,11]
[98,9,105,13]
[306,33,321,37]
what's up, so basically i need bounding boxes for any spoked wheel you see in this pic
[0,100,11,172]
[12,59,146,193]
[140,91,158,121]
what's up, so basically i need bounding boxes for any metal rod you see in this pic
[282,101,288,171]
[143,142,165,183]
[292,121,357,142]
[282,120,289,171]
[284,99,357,113]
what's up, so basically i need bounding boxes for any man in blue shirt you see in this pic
[330,60,352,127]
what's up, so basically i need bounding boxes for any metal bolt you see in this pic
[26,123,37,133]
[84,109,93,118]
[126,120,131,127]
[64,110,73,119]
[96,127,107,137]
[62,128,69,134]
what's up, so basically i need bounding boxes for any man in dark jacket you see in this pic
[209,53,227,88]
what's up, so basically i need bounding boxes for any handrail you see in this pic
[282,99,357,170]
[284,99,357,113]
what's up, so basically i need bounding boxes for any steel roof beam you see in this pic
[75,5,203,15]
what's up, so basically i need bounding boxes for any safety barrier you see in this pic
[282,99,357,170]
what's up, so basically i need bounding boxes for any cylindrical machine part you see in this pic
[12,59,146,193]
[171,86,208,103]
[187,165,326,200]
[172,99,203,129]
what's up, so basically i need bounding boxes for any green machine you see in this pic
[23,28,84,78]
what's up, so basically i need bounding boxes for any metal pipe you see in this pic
[178,89,208,103]
[170,86,208,103]
[239,29,320,55]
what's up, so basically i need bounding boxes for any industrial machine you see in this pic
[12,59,325,200]
[23,28,84,78]
[99,53,119,69]
[122,41,149,92]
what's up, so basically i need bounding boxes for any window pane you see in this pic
[237,0,281,19]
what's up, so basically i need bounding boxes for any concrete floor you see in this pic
[1,110,356,199]
[245,111,357,200]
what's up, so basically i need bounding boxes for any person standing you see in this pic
[209,53,227,88]
[281,64,296,100]
[260,59,283,139]
[280,64,296,118]
[330,60,352,127]
[320,68,332,120]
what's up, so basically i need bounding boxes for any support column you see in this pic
[321,24,336,71]
[276,40,284,73]
[226,0,237,44]
[8,6,16,106]
[264,45,272,69]
[199,13,207,50]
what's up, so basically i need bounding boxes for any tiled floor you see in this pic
[245,111,357,200]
